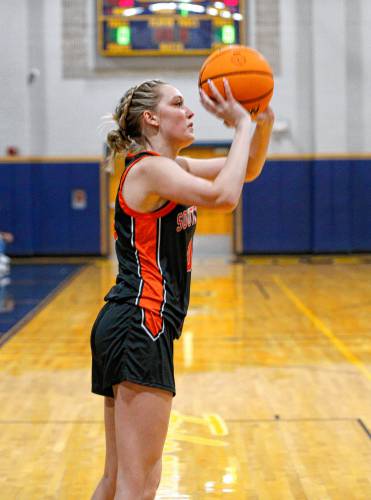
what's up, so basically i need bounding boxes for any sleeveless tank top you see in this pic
[104,151,197,340]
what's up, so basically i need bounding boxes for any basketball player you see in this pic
[90,78,274,499]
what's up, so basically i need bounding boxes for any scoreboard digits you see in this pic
[98,0,244,56]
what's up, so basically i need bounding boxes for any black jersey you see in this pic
[104,151,197,340]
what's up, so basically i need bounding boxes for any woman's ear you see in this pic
[143,110,159,127]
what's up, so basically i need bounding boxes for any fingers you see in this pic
[207,79,225,105]
[199,88,218,114]
[254,107,275,128]
[200,78,233,107]
[199,79,249,127]
[199,88,227,122]
[223,78,234,101]
[255,106,275,122]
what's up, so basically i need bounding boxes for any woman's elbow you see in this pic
[206,185,239,212]
[214,193,239,212]
[245,174,257,183]
[245,158,267,182]
[245,171,262,182]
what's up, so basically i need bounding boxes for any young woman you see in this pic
[90,78,274,500]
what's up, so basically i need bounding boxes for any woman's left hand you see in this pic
[253,106,275,129]
[224,105,275,129]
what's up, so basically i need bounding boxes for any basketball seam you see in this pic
[199,70,273,88]
[199,85,273,104]
[239,88,273,104]
[199,47,272,84]
[199,48,228,83]
[200,46,260,71]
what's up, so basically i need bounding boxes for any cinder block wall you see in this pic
[1,0,370,156]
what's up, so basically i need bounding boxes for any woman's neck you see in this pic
[143,138,180,160]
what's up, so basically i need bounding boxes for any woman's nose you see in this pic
[187,107,194,119]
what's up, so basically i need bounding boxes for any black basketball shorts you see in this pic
[90,301,176,398]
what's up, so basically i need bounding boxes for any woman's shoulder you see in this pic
[126,151,189,177]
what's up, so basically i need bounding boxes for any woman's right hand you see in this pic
[199,78,251,128]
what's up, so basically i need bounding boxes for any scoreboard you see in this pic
[98,0,244,56]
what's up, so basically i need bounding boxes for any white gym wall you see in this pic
[1,0,370,156]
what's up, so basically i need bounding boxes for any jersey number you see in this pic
[187,238,193,272]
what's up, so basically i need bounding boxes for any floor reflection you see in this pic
[0,252,13,313]
[0,256,370,498]
[0,262,83,343]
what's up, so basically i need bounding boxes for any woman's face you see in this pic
[155,85,195,147]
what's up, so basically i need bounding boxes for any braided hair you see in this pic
[106,80,166,166]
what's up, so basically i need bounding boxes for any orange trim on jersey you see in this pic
[118,151,176,218]
[135,217,164,337]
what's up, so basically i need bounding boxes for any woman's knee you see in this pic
[92,474,116,500]
[103,469,117,487]
[115,456,160,498]
[142,459,162,500]
[103,455,117,482]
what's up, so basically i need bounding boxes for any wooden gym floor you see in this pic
[0,254,370,499]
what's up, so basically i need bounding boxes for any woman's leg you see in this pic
[142,458,162,500]
[91,396,118,500]
[113,381,172,500]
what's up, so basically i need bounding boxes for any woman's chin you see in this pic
[182,136,195,149]
[184,130,195,144]
[172,132,195,151]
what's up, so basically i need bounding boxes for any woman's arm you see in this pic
[139,80,252,212]
[141,118,251,211]
[245,108,275,181]
[176,156,225,180]
[177,107,274,182]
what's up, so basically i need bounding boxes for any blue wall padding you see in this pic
[351,160,371,251]
[1,158,371,255]
[242,160,312,252]
[0,161,103,256]
[15,164,35,254]
[0,165,12,236]
[240,158,371,253]
[312,160,352,252]
[0,164,35,254]
[33,164,71,254]
[68,163,101,254]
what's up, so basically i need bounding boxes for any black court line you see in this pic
[0,265,87,348]
[1,418,353,425]
[357,418,371,439]
[252,280,270,299]
[225,416,371,440]
[1,416,368,426]
[2,417,370,441]
[225,417,358,422]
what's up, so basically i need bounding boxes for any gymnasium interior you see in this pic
[0,0,370,498]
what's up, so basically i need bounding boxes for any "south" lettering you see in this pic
[176,206,197,232]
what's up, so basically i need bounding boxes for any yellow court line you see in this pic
[273,275,371,382]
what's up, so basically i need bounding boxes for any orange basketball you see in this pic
[199,45,274,115]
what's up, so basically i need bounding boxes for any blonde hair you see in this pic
[106,80,166,167]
